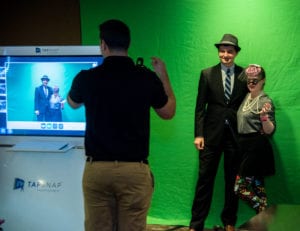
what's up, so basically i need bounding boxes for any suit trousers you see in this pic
[190,127,239,231]
[83,161,154,231]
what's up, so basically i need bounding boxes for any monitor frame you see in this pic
[0,45,103,142]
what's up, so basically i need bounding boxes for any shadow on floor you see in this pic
[147,205,300,231]
[146,224,215,231]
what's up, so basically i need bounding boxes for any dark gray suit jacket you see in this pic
[194,63,248,146]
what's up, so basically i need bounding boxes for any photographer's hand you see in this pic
[151,57,167,78]
[151,57,176,119]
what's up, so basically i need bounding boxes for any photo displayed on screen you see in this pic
[0,46,103,136]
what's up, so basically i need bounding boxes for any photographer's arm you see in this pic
[67,95,82,109]
[151,57,176,120]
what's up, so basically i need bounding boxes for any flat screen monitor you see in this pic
[0,46,103,137]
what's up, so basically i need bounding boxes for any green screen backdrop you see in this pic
[79,0,300,228]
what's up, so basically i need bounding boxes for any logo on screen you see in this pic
[35,47,41,53]
[14,178,25,191]
[35,47,60,54]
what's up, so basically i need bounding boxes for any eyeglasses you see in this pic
[247,79,261,85]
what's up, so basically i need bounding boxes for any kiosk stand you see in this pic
[0,137,86,231]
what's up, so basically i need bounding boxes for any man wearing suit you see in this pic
[189,34,248,231]
[34,75,53,121]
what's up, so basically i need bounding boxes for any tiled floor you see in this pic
[2,205,298,231]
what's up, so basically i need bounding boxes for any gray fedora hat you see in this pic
[214,34,241,52]
[41,75,50,81]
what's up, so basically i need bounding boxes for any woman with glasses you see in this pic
[234,64,276,214]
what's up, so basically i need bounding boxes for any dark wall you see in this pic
[0,0,81,45]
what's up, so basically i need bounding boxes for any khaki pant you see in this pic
[83,161,154,231]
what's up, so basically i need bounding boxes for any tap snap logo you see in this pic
[14,178,25,191]
[35,47,60,54]
[35,47,41,53]
[14,177,63,192]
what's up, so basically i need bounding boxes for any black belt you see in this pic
[86,156,148,164]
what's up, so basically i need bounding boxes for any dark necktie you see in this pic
[225,68,231,101]
[44,87,48,97]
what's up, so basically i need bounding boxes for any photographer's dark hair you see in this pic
[99,19,130,50]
